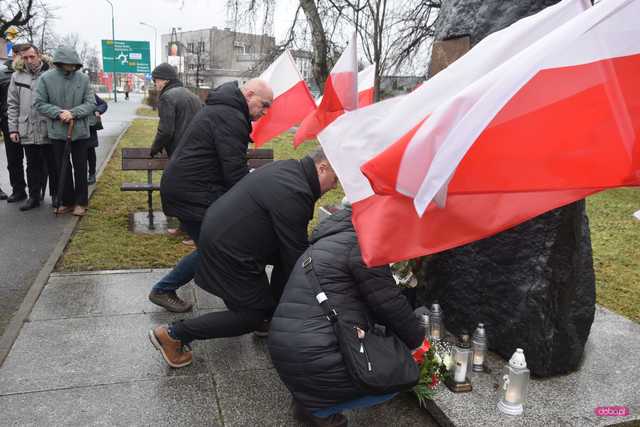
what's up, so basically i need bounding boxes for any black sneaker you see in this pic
[88,174,96,185]
[20,197,41,211]
[148,290,193,313]
[0,187,7,200]
[7,191,27,203]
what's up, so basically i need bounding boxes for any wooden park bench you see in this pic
[120,147,274,230]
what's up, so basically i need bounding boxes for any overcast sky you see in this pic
[46,0,299,67]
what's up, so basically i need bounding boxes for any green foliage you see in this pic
[412,345,451,408]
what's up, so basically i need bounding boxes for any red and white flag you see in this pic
[318,0,612,266]
[250,50,316,147]
[358,63,375,107]
[364,0,640,215]
[294,32,358,147]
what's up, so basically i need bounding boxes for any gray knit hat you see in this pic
[151,63,178,80]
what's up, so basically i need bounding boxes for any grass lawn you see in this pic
[135,106,159,117]
[587,189,640,322]
[58,118,639,323]
[56,119,344,272]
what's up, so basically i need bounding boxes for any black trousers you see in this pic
[2,124,26,195]
[87,148,96,175]
[52,138,89,207]
[171,308,268,344]
[23,144,57,199]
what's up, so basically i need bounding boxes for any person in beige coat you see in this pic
[7,44,56,211]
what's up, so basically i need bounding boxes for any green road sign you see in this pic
[102,39,151,73]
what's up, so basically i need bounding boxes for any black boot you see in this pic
[0,187,7,200]
[20,197,41,211]
[7,191,27,203]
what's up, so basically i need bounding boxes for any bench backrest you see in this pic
[121,147,274,171]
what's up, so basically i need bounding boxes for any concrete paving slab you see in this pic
[193,284,228,311]
[426,306,640,426]
[198,333,273,373]
[29,270,195,321]
[0,313,208,395]
[215,368,437,426]
[0,374,221,426]
[214,367,307,426]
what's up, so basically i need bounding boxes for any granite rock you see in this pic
[417,201,596,377]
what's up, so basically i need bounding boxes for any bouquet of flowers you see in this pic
[411,338,452,407]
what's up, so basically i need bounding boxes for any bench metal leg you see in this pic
[147,170,155,230]
[147,191,155,230]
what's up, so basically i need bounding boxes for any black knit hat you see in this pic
[151,63,178,80]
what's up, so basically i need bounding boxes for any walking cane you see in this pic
[54,119,75,214]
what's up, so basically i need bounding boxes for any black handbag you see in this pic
[302,251,420,395]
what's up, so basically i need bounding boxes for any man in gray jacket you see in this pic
[8,44,56,211]
[149,63,202,157]
[35,46,95,216]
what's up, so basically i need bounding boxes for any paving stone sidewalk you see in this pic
[0,269,437,426]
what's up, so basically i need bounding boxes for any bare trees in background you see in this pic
[0,0,34,36]
[230,0,440,97]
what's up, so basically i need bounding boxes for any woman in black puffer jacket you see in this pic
[268,207,424,426]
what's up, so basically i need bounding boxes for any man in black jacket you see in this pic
[148,63,202,157]
[149,148,339,368]
[148,78,273,313]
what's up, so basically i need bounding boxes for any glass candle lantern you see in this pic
[452,333,472,383]
[430,303,443,341]
[497,348,530,416]
[472,323,487,372]
[421,314,431,340]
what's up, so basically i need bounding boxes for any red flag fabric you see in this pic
[357,64,375,107]
[251,51,316,147]
[318,0,607,266]
[294,33,358,147]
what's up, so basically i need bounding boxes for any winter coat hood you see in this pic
[52,46,82,68]
[205,81,250,123]
[310,207,354,244]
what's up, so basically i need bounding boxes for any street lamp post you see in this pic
[139,21,157,69]
[104,0,117,102]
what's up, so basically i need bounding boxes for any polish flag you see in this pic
[251,50,316,147]
[364,0,640,215]
[294,32,358,147]
[358,63,375,107]
[314,63,376,107]
[318,0,602,266]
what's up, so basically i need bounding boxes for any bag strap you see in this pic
[301,248,339,323]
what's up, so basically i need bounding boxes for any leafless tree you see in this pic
[0,0,35,36]
[19,0,58,54]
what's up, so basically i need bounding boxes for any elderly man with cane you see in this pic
[35,46,95,216]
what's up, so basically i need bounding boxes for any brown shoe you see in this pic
[72,205,87,216]
[292,400,348,427]
[148,290,193,313]
[167,227,184,237]
[148,326,192,368]
[54,205,73,214]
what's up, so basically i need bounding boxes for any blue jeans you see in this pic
[152,220,201,293]
[312,393,398,417]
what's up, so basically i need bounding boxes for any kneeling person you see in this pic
[268,207,424,426]
[149,148,339,368]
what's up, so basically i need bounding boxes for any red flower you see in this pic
[411,338,431,364]
[430,373,439,389]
